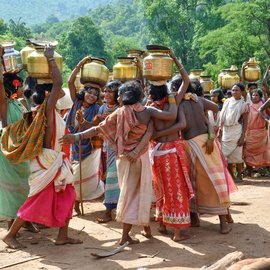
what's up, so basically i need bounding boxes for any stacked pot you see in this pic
[0,40,22,73]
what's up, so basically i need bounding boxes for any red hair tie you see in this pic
[12,79,21,89]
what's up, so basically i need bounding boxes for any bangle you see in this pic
[179,67,184,71]
[48,58,55,63]
[80,118,86,125]
[168,95,176,104]
[208,133,215,140]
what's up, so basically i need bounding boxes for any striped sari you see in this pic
[0,100,30,219]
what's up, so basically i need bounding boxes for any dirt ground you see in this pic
[1,176,270,270]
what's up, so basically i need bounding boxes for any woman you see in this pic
[219,83,249,182]
[209,89,225,135]
[0,48,38,233]
[243,90,270,176]
[60,80,178,245]
[66,57,104,214]
[2,45,82,249]
[97,80,121,223]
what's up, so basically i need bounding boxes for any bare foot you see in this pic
[97,213,112,223]
[220,224,232,234]
[55,237,83,245]
[23,222,40,233]
[141,226,152,238]
[190,213,200,227]
[3,235,26,249]
[171,233,192,242]
[119,235,140,246]
[74,202,82,216]
[225,213,234,224]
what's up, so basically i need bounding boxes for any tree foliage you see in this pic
[57,16,107,70]
[200,0,270,78]
[1,0,270,86]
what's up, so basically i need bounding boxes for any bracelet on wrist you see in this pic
[80,118,86,125]
[168,95,176,104]
[48,58,55,63]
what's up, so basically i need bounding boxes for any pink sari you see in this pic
[18,112,75,227]
[243,101,270,167]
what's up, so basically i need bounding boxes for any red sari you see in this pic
[151,140,193,228]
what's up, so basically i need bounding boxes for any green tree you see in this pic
[0,18,8,35]
[58,16,107,70]
[8,18,32,39]
[200,0,270,79]
[139,0,225,70]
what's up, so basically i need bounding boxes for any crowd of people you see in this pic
[0,44,270,250]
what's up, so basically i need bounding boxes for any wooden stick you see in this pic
[0,256,45,269]
[201,251,245,270]
[78,124,84,216]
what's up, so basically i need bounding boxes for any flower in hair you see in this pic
[12,79,21,89]
[10,93,18,100]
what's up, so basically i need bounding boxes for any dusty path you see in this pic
[1,177,270,270]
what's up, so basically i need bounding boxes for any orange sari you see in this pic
[243,101,270,167]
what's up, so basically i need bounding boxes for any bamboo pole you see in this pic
[78,123,84,216]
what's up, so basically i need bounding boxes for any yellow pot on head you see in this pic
[143,47,173,81]
[113,57,138,82]
[20,41,35,70]
[27,45,62,79]
[200,76,214,94]
[222,70,240,89]
[189,69,203,80]
[244,57,261,82]
[80,58,109,87]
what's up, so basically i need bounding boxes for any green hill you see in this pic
[0,0,113,25]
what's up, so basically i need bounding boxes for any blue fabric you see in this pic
[66,98,99,161]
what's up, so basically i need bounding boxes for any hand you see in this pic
[241,61,248,69]
[237,136,245,146]
[59,134,76,145]
[44,44,54,59]
[168,49,176,59]
[0,45,4,58]
[125,150,138,163]
[79,56,91,66]
[203,139,214,155]
[76,109,84,123]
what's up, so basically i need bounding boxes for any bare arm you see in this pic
[134,57,144,88]
[201,98,219,113]
[68,57,91,102]
[169,50,190,106]
[240,61,248,83]
[147,94,177,121]
[59,126,99,145]
[238,111,249,146]
[153,106,186,139]
[262,65,270,99]
[45,46,63,115]
[43,45,63,148]
[259,98,270,122]
[0,46,8,127]
[259,98,270,113]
